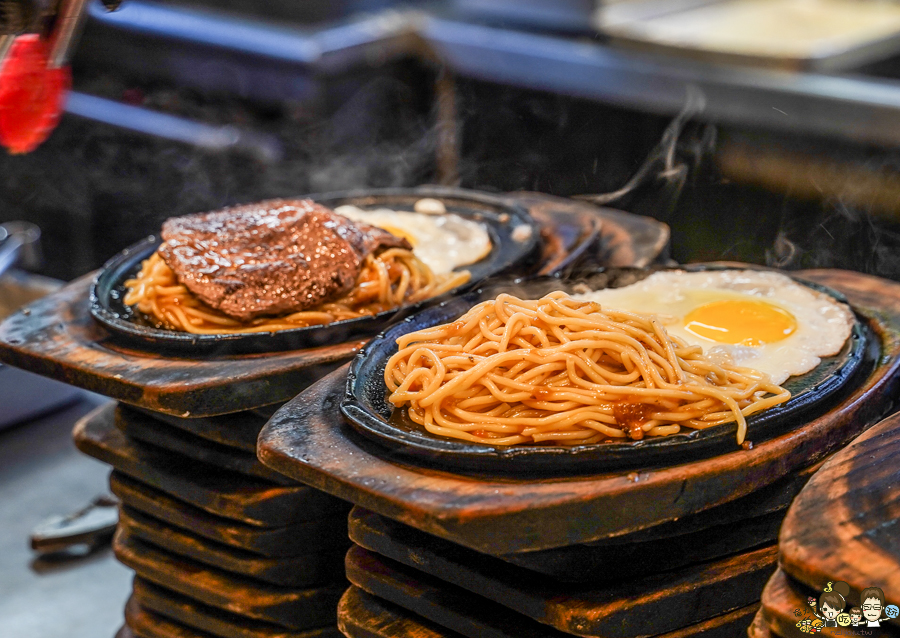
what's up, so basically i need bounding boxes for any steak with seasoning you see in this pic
[158,199,410,321]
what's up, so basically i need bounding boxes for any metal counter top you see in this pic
[77,0,900,147]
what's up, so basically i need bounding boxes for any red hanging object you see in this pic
[0,34,71,154]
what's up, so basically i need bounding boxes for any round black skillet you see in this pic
[90,188,541,355]
[341,266,877,476]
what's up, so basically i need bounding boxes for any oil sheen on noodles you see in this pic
[384,292,791,446]
[124,248,470,334]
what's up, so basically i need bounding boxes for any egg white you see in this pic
[333,205,492,275]
[573,270,854,385]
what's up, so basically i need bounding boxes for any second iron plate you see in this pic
[341,267,876,475]
[90,187,540,355]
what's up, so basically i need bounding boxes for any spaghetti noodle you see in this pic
[384,292,791,446]
[124,248,470,335]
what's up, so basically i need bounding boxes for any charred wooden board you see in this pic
[124,595,343,638]
[779,411,900,617]
[345,549,568,638]
[500,509,782,581]
[0,275,362,417]
[114,528,345,630]
[345,544,772,638]
[257,270,900,554]
[138,408,265,453]
[115,405,292,485]
[748,609,779,638]
[338,586,758,638]
[513,192,670,270]
[350,505,779,584]
[338,586,463,638]
[640,604,763,638]
[133,578,344,638]
[74,403,345,527]
[119,506,347,588]
[109,472,349,558]
[578,458,823,547]
[346,518,777,637]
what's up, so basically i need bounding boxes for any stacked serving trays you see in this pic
[0,267,361,638]
[0,188,670,637]
[77,402,352,638]
[752,410,900,638]
[257,269,900,638]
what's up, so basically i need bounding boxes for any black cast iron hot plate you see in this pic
[90,187,541,355]
[341,267,876,475]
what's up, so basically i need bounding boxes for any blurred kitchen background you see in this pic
[5,0,900,281]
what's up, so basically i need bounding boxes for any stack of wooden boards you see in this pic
[0,274,365,638]
[750,412,900,638]
[77,403,352,638]
[257,270,900,638]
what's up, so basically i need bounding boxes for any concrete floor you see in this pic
[0,396,132,638]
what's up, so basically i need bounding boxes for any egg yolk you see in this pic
[378,224,417,247]
[683,300,796,347]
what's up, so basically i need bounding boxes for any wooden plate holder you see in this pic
[258,270,900,555]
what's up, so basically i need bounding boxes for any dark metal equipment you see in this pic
[30,494,119,555]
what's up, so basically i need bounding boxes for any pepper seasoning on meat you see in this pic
[158,199,410,321]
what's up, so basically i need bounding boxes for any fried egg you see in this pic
[574,270,854,385]
[334,204,492,275]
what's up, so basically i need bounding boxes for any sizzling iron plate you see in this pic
[341,267,876,475]
[90,187,540,355]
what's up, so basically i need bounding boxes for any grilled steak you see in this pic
[159,199,410,321]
